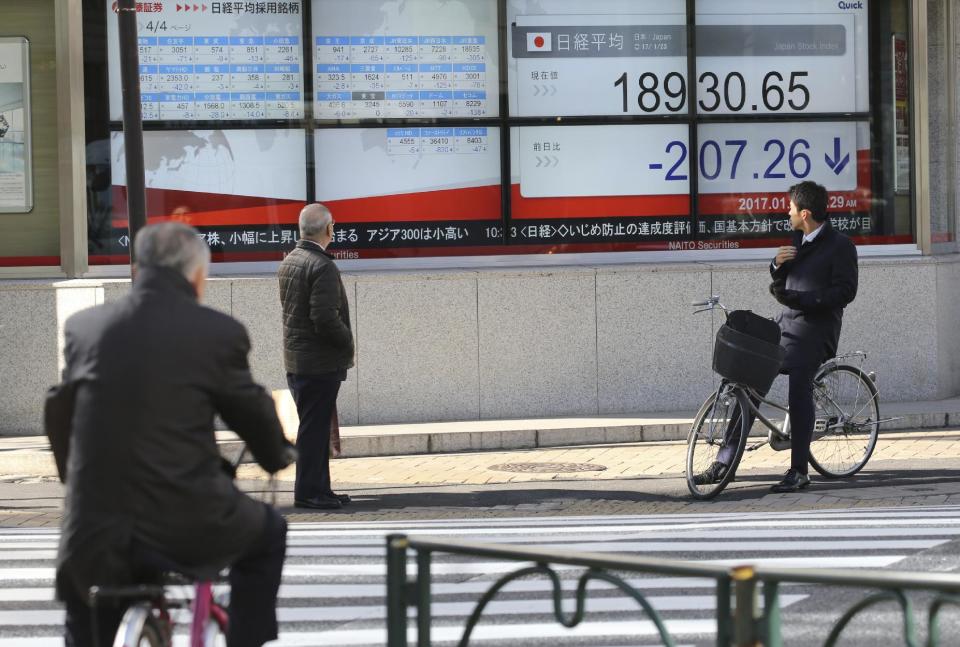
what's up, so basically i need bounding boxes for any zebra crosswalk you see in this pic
[0,505,958,646]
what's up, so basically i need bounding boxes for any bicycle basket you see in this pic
[713,310,785,392]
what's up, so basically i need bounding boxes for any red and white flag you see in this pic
[526,32,552,52]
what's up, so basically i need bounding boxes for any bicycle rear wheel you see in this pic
[686,384,751,500]
[137,617,167,647]
[115,606,168,647]
[203,617,228,646]
[809,364,880,478]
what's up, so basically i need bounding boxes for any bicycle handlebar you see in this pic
[691,295,727,313]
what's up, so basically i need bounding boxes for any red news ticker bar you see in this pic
[87,233,915,266]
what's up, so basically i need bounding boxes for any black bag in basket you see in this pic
[713,310,785,392]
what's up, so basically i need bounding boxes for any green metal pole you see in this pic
[386,534,409,647]
[716,577,733,646]
[761,581,782,647]
[732,566,759,647]
[417,551,432,647]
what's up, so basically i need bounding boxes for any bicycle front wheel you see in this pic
[809,364,880,478]
[686,384,751,500]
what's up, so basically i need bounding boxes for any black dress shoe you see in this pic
[294,495,343,510]
[770,469,810,493]
[330,492,351,505]
[693,461,728,485]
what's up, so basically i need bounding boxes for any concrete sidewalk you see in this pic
[3,427,960,527]
[1,396,959,480]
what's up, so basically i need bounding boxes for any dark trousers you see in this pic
[717,363,819,474]
[287,372,342,500]
[225,506,287,647]
[63,506,288,647]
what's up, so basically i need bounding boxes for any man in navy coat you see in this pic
[696,181,858,492]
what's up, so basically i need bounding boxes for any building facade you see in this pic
[0,0,957,433]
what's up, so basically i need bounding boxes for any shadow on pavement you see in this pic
[237,466,960,515]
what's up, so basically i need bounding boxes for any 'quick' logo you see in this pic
[838,1,863,9]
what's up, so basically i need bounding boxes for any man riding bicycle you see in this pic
[47,223,295,647]
[694,181,859,493]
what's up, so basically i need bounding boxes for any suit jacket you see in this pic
[277,240,354,376]
[52,266,289,600]
[771,221,858,368]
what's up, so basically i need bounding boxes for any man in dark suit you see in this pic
[278,203,355,510]
[695,181,858,492]
[49,222,294,647]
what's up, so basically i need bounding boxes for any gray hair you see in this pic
[299,203,332,239]
[134,222,211,280]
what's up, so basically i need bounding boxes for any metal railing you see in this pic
[385,534,960,647]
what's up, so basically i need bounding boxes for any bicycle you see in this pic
[90,568,227,647]
[685,295,890,500]
[90,445,291,647]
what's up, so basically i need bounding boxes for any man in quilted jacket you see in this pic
[278,203,355,509]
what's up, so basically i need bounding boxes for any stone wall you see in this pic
[2,254,958,434]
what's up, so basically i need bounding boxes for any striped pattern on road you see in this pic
[0,505,956,646]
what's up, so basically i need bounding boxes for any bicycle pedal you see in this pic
[814,417,835,433]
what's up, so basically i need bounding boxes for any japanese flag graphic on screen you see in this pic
[526,32,552,52]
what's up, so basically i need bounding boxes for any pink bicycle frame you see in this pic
[189,581,228,646]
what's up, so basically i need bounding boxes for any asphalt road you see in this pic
[1,455,959,645]
[0,506,958,645]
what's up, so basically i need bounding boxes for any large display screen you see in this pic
[510,125,691,248]
[692,2,876,247]
[313,0,499,120]
[507,0,868,119]
[504,0,882,252]
[106,1,305,122]
[696,121,877,245]
[106,129,306,260]
[508,0,687,118]
[85,0,911,263]
[315,127,502,257]
[695,0,869,115]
